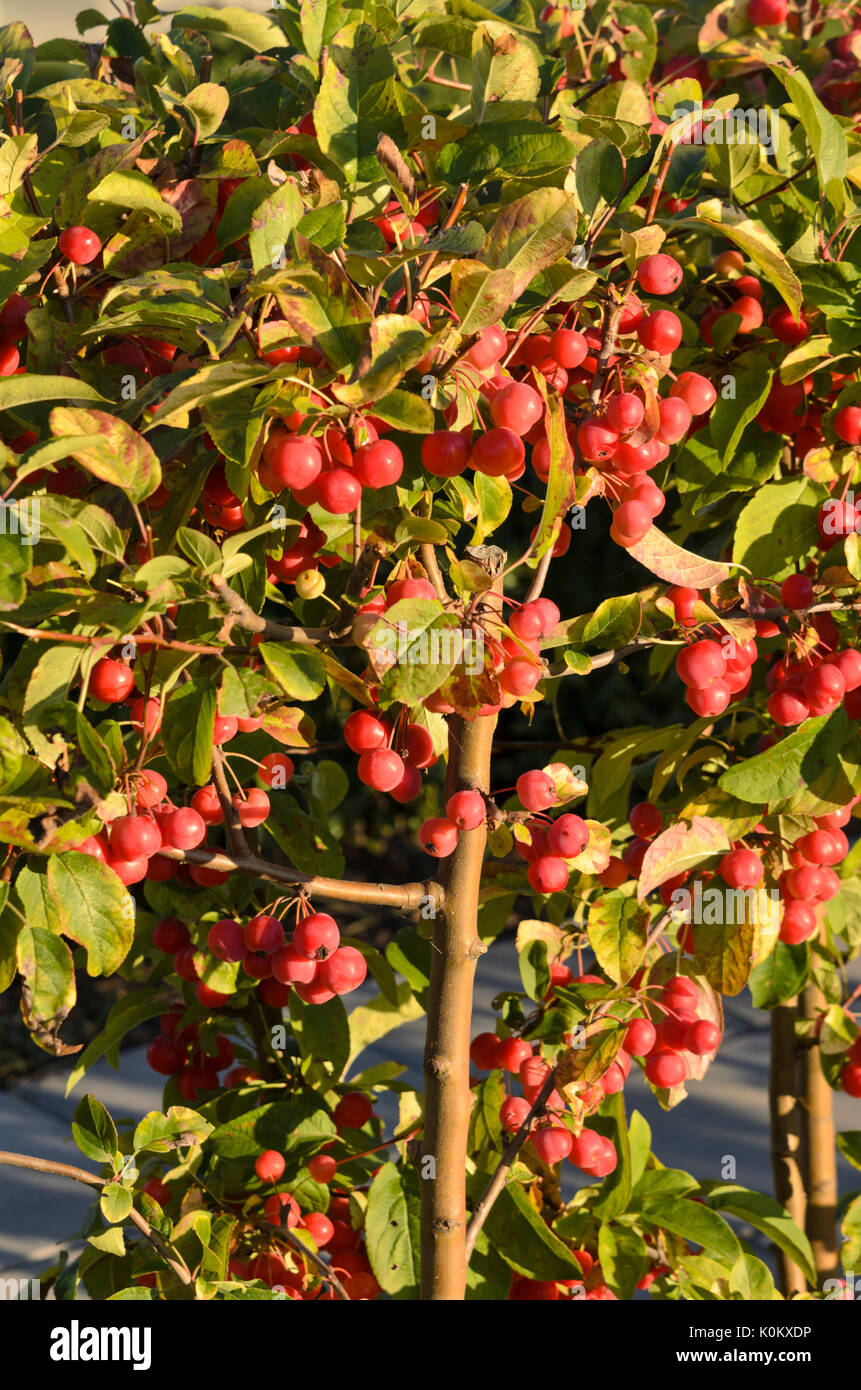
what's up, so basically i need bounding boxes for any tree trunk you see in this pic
[769,1001,808,1296]
[803,979,840,1285]
[419,705,495,1299]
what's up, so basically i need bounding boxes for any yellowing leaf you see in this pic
[49,407,161,503]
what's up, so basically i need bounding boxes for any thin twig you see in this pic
[211,745,250,858]
[465,1067,558,1260]
[0,1150,194,1287]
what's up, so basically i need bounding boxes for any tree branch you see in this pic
[232,1210,351,1301]
[211,745,250,858]
[210,576,330,646]
[0,1150,194,1287]
[464,1066,558,1261]
[553,599,861,676]
[157,844,444,912]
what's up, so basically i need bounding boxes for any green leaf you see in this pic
[471,25,540,123]
[199,1212,237,1284]
[614,2,657,83]
[483,1179,583,1280]
[385,926,431,1008]
[592,1091,633,1222]
[15,924,76,1054]
[704,1182,815,1285]
[49,407,161,503]
[732,477,820,580]
[266,794,345,877]
[296,201,345,256]
[366,389,433,434]
[574,138,623,217]
[291,993,350,1082]
[207,1098,335,1162]
[147,362,273,427]
[47,853,135,977]
[133,1106,214,1154]
[89,170,182,232]
[0,133,37,197]
[299,0,347,61]
[249,179,303,274]
[518,937,550,1001]
[0,374,108,410]
[0,889,17,992]
[693,911,758,998]
[177,525,222,572]
[332,313,430,407]
[178,83,229,140]
[72,1095,119,1164]
[161,678,217,787]
[587,893,649,985]
[729,1251,778,1300]
[259,253,370,374]
[587,726,680,825]
[597,1223,648,1300]
[709,364,773,467]
[20,648,83,760]
[677,199,803,317]
[89,1227,126,1257]
[675,424,783,512]
[841,1192,861,1267]
[719,711,843,803]
[557,1023,625,1089]
[452,188,580,336]
[314,20,402,184]
[0,240,54,305]
[468,1069,505,1162]
[764,61,848,213]
[170,5,286,52]
[259,642,326,702]
[437,120,576,185]
[347,984,424,1072]
[749,940,809,1008]
[365,1162,421,1299]
[100,1182,133,1224]
[580,593,644,648]
[0,535,27,610]
[836,1132,861,1172]
[472,471,512,546]
[642,1196,741,1265]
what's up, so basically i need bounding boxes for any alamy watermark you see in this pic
[50,1320,151,1370]
[371,620,485,676]
[0,497,39,545]
[670,103,779,152]
[669,882,780,925]
[0,1275,40,1300]
[821,493,861,535]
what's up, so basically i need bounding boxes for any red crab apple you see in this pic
[58,226,101,264]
